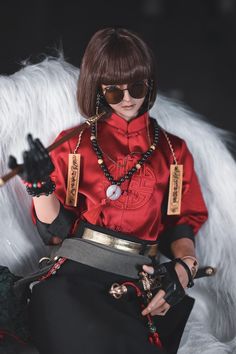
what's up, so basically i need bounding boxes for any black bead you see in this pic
[90,123,159,190]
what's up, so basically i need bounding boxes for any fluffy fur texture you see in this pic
[0,58,236,353]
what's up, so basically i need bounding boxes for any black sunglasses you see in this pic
[102,81,149,105]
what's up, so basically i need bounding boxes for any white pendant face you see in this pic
[106,185,122,200]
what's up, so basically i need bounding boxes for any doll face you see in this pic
[101,82,147,121]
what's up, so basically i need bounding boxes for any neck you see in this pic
[112,110,148,122]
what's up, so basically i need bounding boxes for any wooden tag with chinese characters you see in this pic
[167,164,183,215]
[66,154,81,207]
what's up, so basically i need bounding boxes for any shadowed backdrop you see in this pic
[0,0,235,137]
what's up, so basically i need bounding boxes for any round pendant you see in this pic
[106,185,122,200]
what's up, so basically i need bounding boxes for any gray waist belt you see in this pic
[53,237,153,279]
[14,236,157,297]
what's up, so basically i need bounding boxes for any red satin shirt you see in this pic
[43,112,208,242]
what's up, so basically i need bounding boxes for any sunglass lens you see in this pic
[129,82,148,99]
[104,87,123,104]
[104,82,148,104]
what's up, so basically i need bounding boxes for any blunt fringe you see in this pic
[77,28,157,118]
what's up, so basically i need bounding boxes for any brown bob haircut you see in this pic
[77,27,157,118]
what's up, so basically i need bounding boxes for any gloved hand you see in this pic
[153,260,186,306]
[8,134,54,183]
[141,260,187,317]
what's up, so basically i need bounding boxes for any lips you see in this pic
[122,105,135,109]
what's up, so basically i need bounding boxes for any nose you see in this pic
[122,88,132,102]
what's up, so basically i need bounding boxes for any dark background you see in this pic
[0,0,236,136]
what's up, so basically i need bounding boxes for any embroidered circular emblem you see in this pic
[103,157,157,210]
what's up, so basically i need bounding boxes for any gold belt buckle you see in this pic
[145,244,158,257]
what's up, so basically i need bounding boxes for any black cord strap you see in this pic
[175,258,194,288]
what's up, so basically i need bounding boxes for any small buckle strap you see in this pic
[175,258,194,288]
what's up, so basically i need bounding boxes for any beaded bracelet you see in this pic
[24,178,56,197]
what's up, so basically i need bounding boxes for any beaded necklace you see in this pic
[90,119,159,200]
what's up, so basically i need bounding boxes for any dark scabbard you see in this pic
[195,266,216,279]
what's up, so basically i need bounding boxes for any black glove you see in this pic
[8,134,54,183]
[153,260,186,306]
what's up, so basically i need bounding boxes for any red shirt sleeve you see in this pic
[158,139,208,257]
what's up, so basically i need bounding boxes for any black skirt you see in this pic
[29,260,194,354]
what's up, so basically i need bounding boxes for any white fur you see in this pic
[0,58,235,353]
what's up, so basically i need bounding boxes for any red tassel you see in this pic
[148,335,153,344]
[152,332,163,348]
[122,281,163,349]
[83,199,107,224]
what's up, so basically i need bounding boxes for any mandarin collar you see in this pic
[103,111,149,134]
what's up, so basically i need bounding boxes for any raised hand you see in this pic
[8,134,54,183]
[8,134,55,197]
